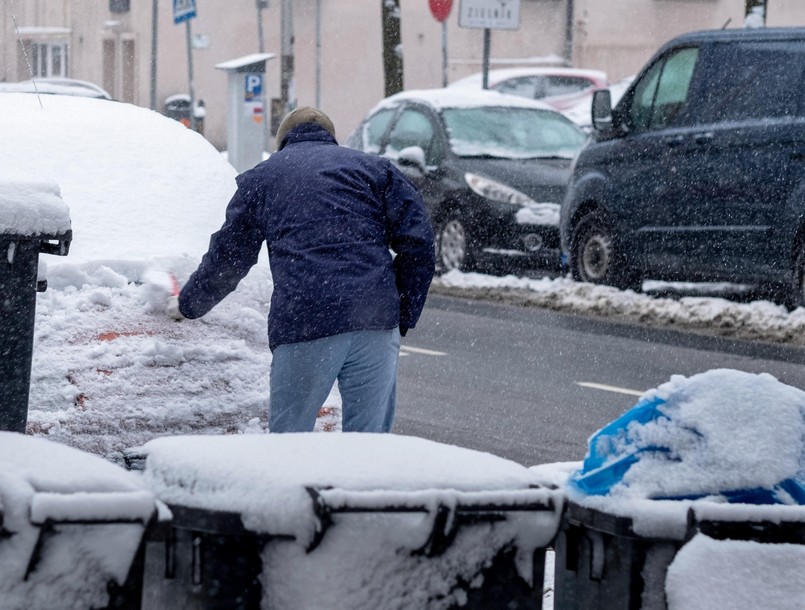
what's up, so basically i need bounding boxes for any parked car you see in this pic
[0,77,112,100]
[345,88,587,273]
[448,67,608,111]
[561,75,635,130]
[560,27,805,307]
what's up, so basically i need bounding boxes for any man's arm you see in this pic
[178,186,264,319]
[384,165,436,334]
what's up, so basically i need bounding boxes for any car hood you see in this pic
[456,156,572,203]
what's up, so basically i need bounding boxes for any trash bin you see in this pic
[667,504,805,609]
[554,499,805,610]
[553,500,689,610]
[164,94,205,135]
[130,433,565,609]
[0,174,71,433]
[0,432,159,609]
[550,369,805,609]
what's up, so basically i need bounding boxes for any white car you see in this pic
[448,67,608,111]
[0,77,113,100]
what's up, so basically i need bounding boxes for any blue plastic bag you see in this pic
[570,394,805,504]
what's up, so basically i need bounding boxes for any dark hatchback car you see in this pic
[560,28,805,307]
[346,89,587,273]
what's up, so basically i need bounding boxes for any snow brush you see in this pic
[142,269,181,313]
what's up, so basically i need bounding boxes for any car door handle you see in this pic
[693,132,714,145]
[664,135,686,148]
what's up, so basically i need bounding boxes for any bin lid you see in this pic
[0,432,155,531]
[0,170,71,238]
[137,433,561,544]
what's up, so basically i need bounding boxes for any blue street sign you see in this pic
[173,0,197,24]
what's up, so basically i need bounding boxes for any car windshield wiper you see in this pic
[456,153,511,159]
[530,153,575,160]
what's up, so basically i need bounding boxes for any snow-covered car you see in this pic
[345,88,587,273]
[0,77,113,100]
[448,67,608,112]
[0,92,237,264]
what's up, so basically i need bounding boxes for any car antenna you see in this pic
[721,18,732,29]
[11,15,43,109]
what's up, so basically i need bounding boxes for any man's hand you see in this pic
[167,295,185,321]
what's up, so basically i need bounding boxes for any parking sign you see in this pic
[173,0,197,25]
[244,74,263,102]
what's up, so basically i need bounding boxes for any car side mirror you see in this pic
[591,89,613,132]
[396,146,427,173]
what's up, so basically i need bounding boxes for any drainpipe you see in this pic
[564,0,574,66]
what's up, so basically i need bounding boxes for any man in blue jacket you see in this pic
[170,107,435,433]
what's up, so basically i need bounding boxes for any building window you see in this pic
[28,42,69,78]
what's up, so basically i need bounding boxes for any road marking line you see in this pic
[576,382,644,397]
[400,345,447,356]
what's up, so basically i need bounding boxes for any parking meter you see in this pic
[215,53,276,173]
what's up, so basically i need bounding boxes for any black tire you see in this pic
[570,212,642,291]
[436,215,476,273]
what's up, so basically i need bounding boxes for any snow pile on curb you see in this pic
[436,270,805,344]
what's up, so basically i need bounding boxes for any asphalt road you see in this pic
[395,293,805,467]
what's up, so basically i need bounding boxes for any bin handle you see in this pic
[39,238,70,257]
[305,487,559,556]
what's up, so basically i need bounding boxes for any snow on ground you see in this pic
[4,91,805,608]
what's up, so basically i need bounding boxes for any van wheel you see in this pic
[571,212,641,291]
[436,216,476,273]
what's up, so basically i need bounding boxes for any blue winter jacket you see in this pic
[178,123,435,351]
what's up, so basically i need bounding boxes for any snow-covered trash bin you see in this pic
[540,369,805,610]
[0,172,71,433]
[0,432,159,609]
[131,433,565,609]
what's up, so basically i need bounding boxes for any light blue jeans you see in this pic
[268,328,401,433]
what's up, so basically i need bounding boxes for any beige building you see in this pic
[2,0,804,151]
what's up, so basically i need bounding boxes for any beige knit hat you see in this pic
[276,106,336,150]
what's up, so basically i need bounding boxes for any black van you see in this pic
[560,28,805,307]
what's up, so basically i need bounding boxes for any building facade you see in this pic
[2,0,803,151]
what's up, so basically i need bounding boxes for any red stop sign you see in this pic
[428,0,453,22]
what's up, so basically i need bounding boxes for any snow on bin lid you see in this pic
[572,369,805,501]
[0,170,71,237]
[0,432,155,532]
[666,533,805,610]
[563,369,805,537]
[138,433,555,543]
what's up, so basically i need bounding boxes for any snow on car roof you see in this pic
[449,67,609,89]
[371,87,555,113]
[0,93,237,264]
